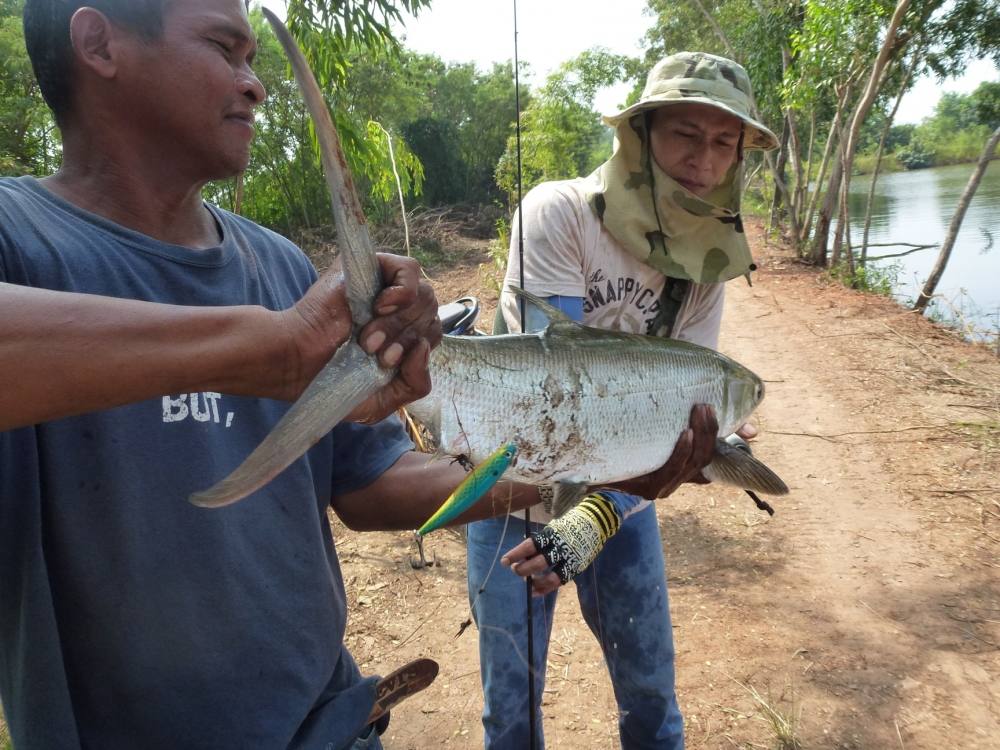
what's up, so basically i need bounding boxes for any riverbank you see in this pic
[338,216,1000,748]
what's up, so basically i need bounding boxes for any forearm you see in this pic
[0,283,294,429]
[332,451,543,532]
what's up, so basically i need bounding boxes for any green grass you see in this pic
[738,680,803,750]
[408,236,449,269]
[828,259,901,297]
[852,151,904,175]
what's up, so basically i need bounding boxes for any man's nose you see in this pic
[239,67,267,106]
[686,138,713,171]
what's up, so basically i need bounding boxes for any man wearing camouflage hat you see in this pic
[466,51,778,749]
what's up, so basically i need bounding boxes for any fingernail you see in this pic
[363,330,386,353]
[377,304,398,315]
[383,343,403,367]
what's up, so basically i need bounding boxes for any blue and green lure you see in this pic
[417,442,518,537]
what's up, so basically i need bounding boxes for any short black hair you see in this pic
[23,0,168,124]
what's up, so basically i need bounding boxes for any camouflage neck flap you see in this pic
[585,113,754,284]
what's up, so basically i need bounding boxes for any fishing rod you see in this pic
[511,2,538,747]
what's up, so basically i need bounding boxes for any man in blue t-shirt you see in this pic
[1,2,476,748]
[1,2,721,748]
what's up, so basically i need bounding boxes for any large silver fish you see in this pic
[407,290,787,515]
[192,10,787,511]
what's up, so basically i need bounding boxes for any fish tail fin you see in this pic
[190,342,388,508]
[261,8,381,327]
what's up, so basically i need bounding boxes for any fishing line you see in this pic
[511,2,538,746]
[468,493,513,611]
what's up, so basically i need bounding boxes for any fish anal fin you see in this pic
[551,479,590,519]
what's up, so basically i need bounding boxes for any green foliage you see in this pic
[740,163,774,217]
[480,215,511,293]
[885,123,916,151]
[972,80,1000,127]
[283,0,432,91]
[853,149,903,173]
[920,0,1000,77]
[830,258,901,295]
[895,139,935,169]
[495,49,636,200]
[401,118,466,205]
[935,90,981,130]
[365,119,424,222]
[785,0,884,110]
[329,46,518,207]
[880,85,1000,170]
[0,1,58,175]
[346,51,517,206]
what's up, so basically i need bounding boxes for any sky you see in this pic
[260,0,999,125]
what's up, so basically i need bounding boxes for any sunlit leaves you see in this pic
[495,49,638,199]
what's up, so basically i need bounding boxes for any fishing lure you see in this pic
[411,442,518,568]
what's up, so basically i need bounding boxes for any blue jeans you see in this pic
[348,727,383,750]
[466,504,684,750]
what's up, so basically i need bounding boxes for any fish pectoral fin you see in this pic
[551,480,590,519]
[506,285,577,328]
[190,341,387,508]
[703,438,789,496]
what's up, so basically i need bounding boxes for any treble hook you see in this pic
[410,531,436,569]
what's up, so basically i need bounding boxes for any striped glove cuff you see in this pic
[530,492,623,585]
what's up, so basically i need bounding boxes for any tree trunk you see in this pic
[799,110,816,233]
[769,119,791,232]
[787,108,806,225]
[810,151,844,267]
[804,83,852,255]
[836,0,911,237]
[913,126,1000,314]
[861,60,916,264]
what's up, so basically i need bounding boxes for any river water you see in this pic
[842,161,999,337]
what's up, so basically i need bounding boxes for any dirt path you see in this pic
[337,222,1000,749]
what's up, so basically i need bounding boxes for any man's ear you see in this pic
[68,7,120,80]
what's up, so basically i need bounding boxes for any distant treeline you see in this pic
[855,83,1000,173]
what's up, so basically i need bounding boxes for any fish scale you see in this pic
[407,298,762,488]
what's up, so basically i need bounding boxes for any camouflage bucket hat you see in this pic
[604,52,779,151]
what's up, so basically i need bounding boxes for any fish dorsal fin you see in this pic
[506,285,578,331]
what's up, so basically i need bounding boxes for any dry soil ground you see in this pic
[4,222,994,750]
[337,219,1000,749]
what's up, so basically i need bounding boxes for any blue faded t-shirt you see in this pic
[0,177,412,749]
